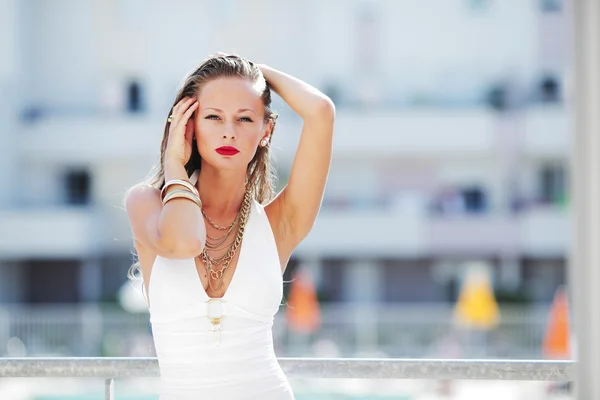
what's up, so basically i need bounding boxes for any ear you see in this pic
[185,119,195,138]
[185,118,196,142]
[262,119,274,141]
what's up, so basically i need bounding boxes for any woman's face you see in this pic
[194,77,270,172]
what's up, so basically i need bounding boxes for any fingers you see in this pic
[170,97,197,125]
[182,101,198,123]
[175,96,196,111]
[171,97,196,118]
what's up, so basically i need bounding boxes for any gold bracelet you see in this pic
[161,179,199,201]
[162,189,202,208]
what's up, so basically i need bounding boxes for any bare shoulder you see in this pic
[124,183,163,251]
[125,184,162,229]
[125,183,161,213]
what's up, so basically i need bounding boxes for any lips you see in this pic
[216,146,240,156]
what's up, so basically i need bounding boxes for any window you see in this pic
[539,164,566,205]
[63,168,92,205]
[541,0,562,12]
[538,74,561,103]
[127,80,143,112]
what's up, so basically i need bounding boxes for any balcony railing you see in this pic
[0,357,574,400]
[0,304,551,359]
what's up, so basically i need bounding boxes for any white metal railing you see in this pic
[0,357,574,400]
[0,304,551,359]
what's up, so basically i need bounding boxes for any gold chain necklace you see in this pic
[199,188,252,294]
[202,208,237,231]
[204,212,241,248]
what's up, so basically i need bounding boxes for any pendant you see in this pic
[210,269,224,280]
[207,299,224,346]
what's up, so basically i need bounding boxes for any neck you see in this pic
[195,166,247,216]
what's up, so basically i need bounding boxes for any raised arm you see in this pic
[126,97,206,259]
[260,64,335,257]
[125,161,206,260]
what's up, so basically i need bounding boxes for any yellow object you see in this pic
[453,263,500,330]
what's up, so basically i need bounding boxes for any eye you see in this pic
[239,116,254,122]
[205,114,220,120]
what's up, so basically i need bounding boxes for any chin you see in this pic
[203,157,248,172]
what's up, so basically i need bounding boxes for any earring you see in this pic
[260,138,268,147]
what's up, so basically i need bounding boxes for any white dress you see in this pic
[147,199,295,399]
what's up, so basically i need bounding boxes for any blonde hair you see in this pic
[126,55,278,287]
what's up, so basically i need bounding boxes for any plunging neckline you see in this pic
[191,199,253,301]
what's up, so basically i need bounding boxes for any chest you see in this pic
[149,234,284,319]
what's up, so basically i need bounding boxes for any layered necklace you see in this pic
[199,187,252,294]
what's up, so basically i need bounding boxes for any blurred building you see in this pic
[0,0,570,305]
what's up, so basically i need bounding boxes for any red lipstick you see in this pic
[216,146,240,156]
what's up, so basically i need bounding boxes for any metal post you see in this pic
[570,0,600,398]
[105,378,114,400]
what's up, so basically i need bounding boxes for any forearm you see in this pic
[258,64,335,119]
[157,160,206,253]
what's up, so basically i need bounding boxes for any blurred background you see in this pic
[0,0,574,398]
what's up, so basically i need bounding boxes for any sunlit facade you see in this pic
[0,0,570,307]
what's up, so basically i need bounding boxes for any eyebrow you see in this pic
[204,107,256,115]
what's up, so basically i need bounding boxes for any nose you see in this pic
[222,122,236,140]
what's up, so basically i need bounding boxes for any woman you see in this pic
[125,54,335,399]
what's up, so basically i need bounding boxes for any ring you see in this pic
[167,115,174,123]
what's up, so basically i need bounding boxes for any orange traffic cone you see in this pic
[286,267,321,334]
[542,286,571,359]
